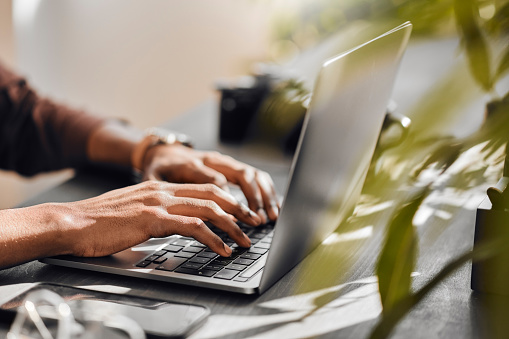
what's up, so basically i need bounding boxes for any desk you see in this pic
[0,37,502,338]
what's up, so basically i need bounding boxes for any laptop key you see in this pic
[171,239,192,247]
[155,257,187,271]
[231,247,248,256]
[179,236,194,240]
[248,248,268,255]
[152,257,167,264]
[233,258,254,266]
[214,269,239,280]
[203,264,223,271]
[136,260,151,268]
[240,253,261,260]
[211,257,234,266]
[254,242,271,249]
[189,241,206,248]
[196,252,217,259]
[145,255,159,262]
[175,251,195,259]
[233,277,249,282]
[181,262,203,270]
[189,257,211,264]
[182,246,202,253]
[153,250,166,256]
[163,245,183,253]
[239,256,267,278]
[226,263,247,271]
[175,268,216,277]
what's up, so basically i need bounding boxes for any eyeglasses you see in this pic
[7,289,145,339]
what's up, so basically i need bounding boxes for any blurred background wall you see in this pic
[0,0,273,208]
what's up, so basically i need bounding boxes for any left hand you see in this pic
[142,144,280,223]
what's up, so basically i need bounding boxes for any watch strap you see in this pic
[131,128,193,171]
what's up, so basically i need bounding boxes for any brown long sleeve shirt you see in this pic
[0,62,104,176]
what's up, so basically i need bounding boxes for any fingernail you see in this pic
[243,233,252,247]
[224,243,232,256]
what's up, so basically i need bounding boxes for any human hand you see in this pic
[141,144,280,223]
[59,181,262,258]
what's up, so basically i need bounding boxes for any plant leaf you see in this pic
[370,235,509,339]
[495,46,509,80]
[453,0,492,91]
[376,189,427,314]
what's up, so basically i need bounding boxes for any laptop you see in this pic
[41,22,412,295]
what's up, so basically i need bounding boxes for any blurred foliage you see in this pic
[268,0,509,93]
[263,0,509,338]
[376,189,425,316]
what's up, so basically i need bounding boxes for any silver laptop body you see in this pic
[42,22,412,295]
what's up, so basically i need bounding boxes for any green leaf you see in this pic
[495,46,509,80]
[485,1,509,35]
[453,0,492,91]
[371,236,509,339]
[376,189,427,314]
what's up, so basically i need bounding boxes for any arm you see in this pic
[0,62,280,269]
[0,182,262,269]
[0,61,279,219]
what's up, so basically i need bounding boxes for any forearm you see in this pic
[0,204,72,269]
[86,120,143,168]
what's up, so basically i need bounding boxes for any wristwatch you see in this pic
[131,127,193,171]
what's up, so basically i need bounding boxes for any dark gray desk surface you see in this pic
[0,36,505,338]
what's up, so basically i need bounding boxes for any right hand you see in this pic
[58,181,262,258]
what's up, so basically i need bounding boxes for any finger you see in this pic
[202,155,267,222]
[156,214,232,257]
[255,171,280,221]
[237,172,267,224]
[184,162,229,190]
[165,197,252,248]
[173,184,261,226]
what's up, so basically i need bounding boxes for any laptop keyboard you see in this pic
[135,222,274,282]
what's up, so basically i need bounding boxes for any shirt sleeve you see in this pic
[0,62,105,176]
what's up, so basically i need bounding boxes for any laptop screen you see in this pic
[259,22,412,292]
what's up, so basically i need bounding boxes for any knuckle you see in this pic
[204,151,221,159]
[142,205,162,218]
[239,166,255,179]
[189,217,205,231]
[144,180,168,192]
[203,183,219,193]
[215,175,228,186]
[150,191,168,204]
[191,159,203,168]
[144,180,160,189]
[204,200,222,214]
[257,170,270,178]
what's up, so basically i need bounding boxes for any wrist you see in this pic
[32,203,76,257]
[0,203,73,267]
[131,127,193,171]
